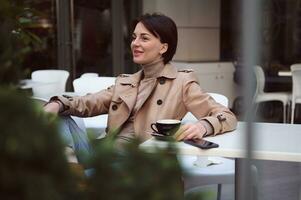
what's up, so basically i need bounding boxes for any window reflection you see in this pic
[21,0,57,74]
[73,0,139,78]
[73,0,112,77]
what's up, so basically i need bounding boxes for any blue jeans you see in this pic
[59,116,93,168]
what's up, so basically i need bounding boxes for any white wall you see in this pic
[143,0,220,61]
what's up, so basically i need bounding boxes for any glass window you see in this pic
[72,0,140,78]
[20,0,57,76]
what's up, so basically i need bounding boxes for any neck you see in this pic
[141,58,164,78]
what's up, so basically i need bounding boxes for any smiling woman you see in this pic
[43,13,237,166]
[131,22,168,65]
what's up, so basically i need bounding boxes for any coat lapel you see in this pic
[118,70,142,113]
[119,88,137,112]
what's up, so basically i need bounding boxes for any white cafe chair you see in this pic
[73,76,116,139]
[180,93,234,200]
[73,76,115,95]
[80,72,99,78]
[253,66,291,123]
[290,64,301,123]
[31,69,69,99]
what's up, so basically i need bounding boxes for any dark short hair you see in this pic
[132,13,178,64]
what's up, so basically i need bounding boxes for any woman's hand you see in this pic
[174,122,207,141]
[43,102,60,114]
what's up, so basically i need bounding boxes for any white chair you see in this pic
[73,76,116,95]
[253,66,291,123]
[290,64,301,123]
[31,69,69,99]
[73,76,116,138]
[180,93,234,200]
[80,73,99,78]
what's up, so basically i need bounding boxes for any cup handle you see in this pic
[151,123,158,133]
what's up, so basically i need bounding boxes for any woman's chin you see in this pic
[133,59,145,65]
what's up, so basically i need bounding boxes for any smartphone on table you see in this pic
[184,138,219,149]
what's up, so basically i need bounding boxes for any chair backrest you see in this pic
[80,73,99,78]
[208,92,229,107]
[291,64,301,100]
[31,70,69,99]
[254,66,265,95]
[73,76,116,95]
[182,93,229,121]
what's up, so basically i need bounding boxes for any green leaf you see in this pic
[18,17,32,24]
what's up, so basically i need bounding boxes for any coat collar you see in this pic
[119,63,177,85]
[158,63,177,79]
[118,70,143,86]
[115,63,177,120]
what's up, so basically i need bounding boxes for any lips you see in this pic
[133,49,143,57]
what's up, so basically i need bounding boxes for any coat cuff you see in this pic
[201,116,222,135]
[198,120,213,136]
[49,96,71,115]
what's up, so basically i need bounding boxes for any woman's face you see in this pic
[131,22,167,65]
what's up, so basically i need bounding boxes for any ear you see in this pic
[159,43,168,55]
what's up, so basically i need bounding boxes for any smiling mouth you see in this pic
[133,50,143,57]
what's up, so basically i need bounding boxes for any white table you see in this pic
[278,71,292,77]
[140,122,301,199]
[141,122,301,162]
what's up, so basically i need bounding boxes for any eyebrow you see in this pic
[141,33,151,36]
[132,32,151,37]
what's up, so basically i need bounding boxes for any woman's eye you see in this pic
[142,37,149,41]
[131,35,136,41]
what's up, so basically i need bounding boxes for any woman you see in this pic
[44,13,237,162]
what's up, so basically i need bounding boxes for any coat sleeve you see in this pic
[50,85,114,117]
[182,72,237,135]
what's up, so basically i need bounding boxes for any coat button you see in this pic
[157,99,163,105]
[217,114,226,121]
[159,78,165,85]
[112,104,118,110]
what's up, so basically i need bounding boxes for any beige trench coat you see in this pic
[54,63,237,141]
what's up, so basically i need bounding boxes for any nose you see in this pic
[131,37,140,46]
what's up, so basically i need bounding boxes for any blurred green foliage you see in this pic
[0,0,43,86]
[185,188,217,200]
[0,88,82,200]
[87,139,184,200]
[0,88,187,200]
